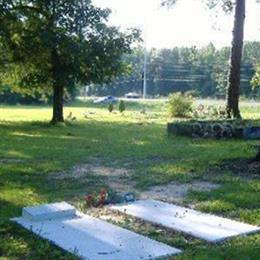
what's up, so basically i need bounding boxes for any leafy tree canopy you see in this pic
[162,0,234,10]
[0,0,140,121]
[92,42,260,98]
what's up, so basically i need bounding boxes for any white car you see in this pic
[125,92,140,99]
[93,96,118,104]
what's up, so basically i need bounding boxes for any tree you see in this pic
[226,0,245,118]
[0,0,139,123]
[162,0,257,118]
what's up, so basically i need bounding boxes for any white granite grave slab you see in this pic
[22,202,76,221]
[110,199,260,243]
[13,202,181,260]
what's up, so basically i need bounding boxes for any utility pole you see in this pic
[143,47,148,99]
[143,25,148,99]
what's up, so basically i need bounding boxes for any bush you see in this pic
[192,104,227,119]
[167,92,194,118]
[108,103,114,112]
[119,100,126,113]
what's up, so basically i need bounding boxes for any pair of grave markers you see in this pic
[13,200,260,259]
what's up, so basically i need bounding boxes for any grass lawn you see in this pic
[0,99,259,259]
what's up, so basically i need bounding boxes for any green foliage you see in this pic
[205,0,234,12]
[91,42,260,98]
[251,65,260,89]
[167,92,194,118]
[192,104,227,119]
[108,103,114,112]
[119,100,126,113]
[0,0,140,120]
[162,0,235,12]
[164,0,234,11]
[0,85,44,104]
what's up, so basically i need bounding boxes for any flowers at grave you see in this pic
[87,189,108,207]
[84,189,133,207]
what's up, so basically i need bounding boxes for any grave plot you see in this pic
[12,202,181,260]
[110,199,260,243]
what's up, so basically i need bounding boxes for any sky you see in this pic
[93,0,260,49]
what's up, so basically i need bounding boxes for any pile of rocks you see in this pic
[167,120,260,139]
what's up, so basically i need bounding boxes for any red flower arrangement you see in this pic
[84,188,108,207]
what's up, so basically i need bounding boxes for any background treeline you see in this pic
[1,42,260,104]
[90,41,260,98]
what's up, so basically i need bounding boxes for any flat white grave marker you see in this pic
[22,202,76,221]
[13,202,181,260]
[110,200,260,243]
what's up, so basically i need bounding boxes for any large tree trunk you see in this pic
[51,84,64,123]
[226,0,246,119]
[51,49,64,124]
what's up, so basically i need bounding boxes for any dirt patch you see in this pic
[54,158,220,203]
[55,163,132,180]
[85,207,128,223]
[106,178,136,194]
[219,158,260,179]
[53,161,136,193]
[140,181,220,204]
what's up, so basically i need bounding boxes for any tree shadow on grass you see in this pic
[0,119,259,195]
[0,199,21,220]
[1,119,260,259]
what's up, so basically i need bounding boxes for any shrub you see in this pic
[192,104,226,119]
[167,92,194,118]
[119,100,126,113]
[108,103,114,112]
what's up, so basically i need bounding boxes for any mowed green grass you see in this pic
[0,99,259,259]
